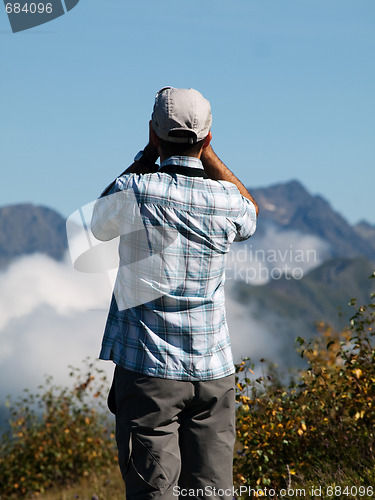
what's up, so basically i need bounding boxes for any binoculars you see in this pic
[4,0,79,33]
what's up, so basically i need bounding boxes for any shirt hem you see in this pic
[99,350,235,382]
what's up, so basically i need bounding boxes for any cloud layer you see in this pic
[0,253,114,407]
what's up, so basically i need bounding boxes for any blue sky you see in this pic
[0,0,374,225]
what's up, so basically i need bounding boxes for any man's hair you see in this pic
[158,130,206,158]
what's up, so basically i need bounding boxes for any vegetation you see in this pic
[0,360,117,498]
[0,275,374,499]
[234,274,375,497]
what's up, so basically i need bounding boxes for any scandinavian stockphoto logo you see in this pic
[66,191,184,311]
[4,0,79,33]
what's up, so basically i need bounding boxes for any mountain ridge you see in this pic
[251,180,375,261]
[1,180,374,270]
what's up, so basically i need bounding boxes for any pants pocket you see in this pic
[127,433,170,494]
[116,429,131,479]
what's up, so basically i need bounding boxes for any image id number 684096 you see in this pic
[5,3,53,14]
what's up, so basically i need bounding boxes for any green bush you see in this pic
[234,277,375,494]
[0,359,116,498]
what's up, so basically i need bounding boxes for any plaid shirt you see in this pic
[92,156,257,380]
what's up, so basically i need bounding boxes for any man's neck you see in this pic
[159,152,201,163]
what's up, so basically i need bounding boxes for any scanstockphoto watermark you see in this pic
[226,244,318,283]
[3,0,79,33]
[172,485,309,497]
[173,484,375,498]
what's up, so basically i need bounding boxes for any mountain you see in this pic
[0,182,374,270]
[353,220,375,255]
[0,204,68,269]
[251,180,374,261]
[231,256,375,368]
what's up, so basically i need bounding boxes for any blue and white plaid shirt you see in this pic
[92,156,257,380]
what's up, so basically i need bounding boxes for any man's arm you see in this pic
[99,136,159,198]
[201,145,259,215]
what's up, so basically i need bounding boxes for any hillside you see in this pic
[354,220,375,255]
[231,256,375,367]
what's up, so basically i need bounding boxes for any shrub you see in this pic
[234,278,375,495]
[0,359,117,498]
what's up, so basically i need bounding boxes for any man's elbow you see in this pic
[253,199,259,217]
[248,196,259,217]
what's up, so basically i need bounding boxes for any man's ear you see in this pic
[149,121,159,147]
[203,131,212,149]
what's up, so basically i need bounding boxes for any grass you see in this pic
[30,465,375,500]
[32,468,125,500]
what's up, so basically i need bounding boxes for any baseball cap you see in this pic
[151,87,212,144]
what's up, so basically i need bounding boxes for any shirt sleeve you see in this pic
[91,180,122,241]
[233,196,257,242]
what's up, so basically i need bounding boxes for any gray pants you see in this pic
[108,366,236,500]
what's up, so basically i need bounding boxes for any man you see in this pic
[91,87,258,499]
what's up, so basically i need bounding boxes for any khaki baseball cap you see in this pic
[151,87,212,144]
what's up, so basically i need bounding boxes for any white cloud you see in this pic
[0,253,111,332]
[0,253,115,406]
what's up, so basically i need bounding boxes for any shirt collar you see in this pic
[160,156,204,171]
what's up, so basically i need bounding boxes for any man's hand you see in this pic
[123,124,160,175]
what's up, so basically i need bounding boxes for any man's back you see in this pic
[92,155,257,380]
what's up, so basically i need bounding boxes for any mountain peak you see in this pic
[252,179,315,226]
[250,180,374,261]
[0,204,68,269]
